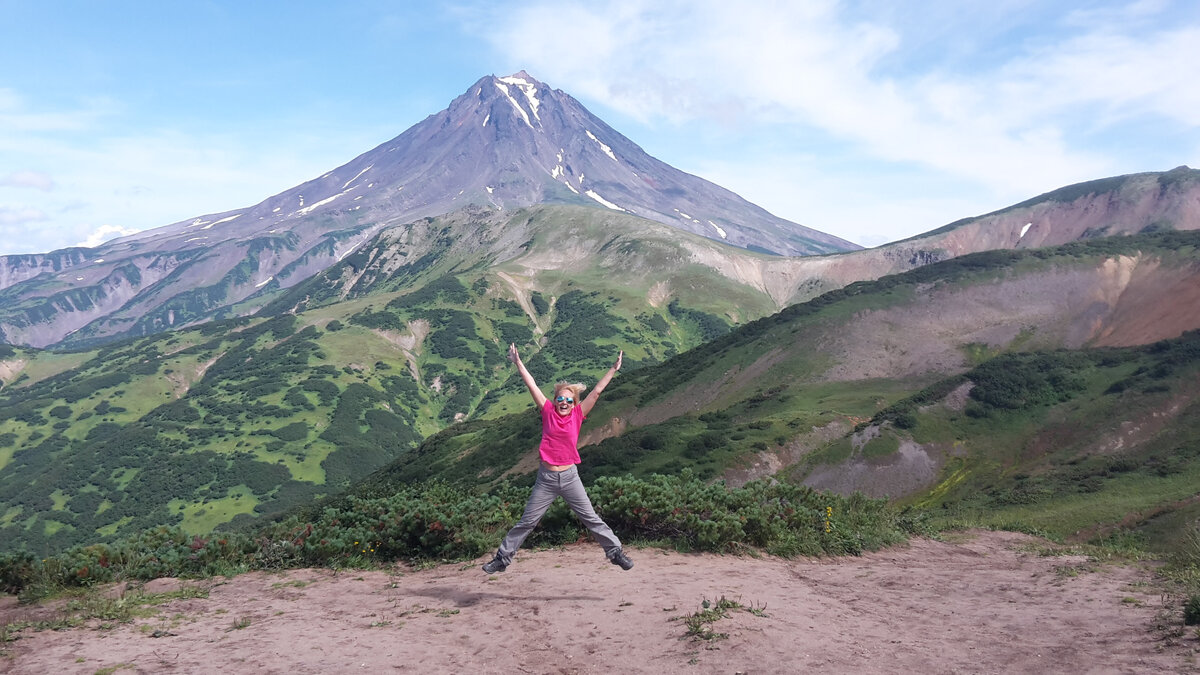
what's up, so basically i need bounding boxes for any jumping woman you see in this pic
[481,344,634,573]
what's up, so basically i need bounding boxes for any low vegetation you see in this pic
[4,227,1200,632]
[0,217,744,554]
[0,472,922,604]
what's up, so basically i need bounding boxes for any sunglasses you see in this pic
[555,395,575,403]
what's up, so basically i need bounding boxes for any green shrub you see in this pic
[0,551,35,594]
[2,474,918,600]
[1185,594,1200,626]
[588,471,916,556]
[263,422,308,442]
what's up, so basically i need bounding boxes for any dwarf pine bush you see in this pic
[1,474,920,600]
[588,470,916,556]
[1186,595,1200,626]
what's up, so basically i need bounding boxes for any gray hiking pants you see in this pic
[496,465,621,565]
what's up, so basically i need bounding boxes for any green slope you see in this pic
[6,223,1200,557]
[0,206,797,556]
[835,334,1200,553]
[328,230,1200,553]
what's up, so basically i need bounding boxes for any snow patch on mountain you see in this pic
[499,75,541,121]
[342,165,373,190]
[585,190,625,211]
[494,82,534,129]
[586,130,618,162]
[202,213,242,230]
[298,191,348,216]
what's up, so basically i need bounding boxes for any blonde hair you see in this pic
[554,382,586,400]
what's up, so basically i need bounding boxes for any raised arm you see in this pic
[579,350,622,417]
[508,344,547,408]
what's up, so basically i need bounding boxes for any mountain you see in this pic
[909,165,1200,251]
[5,223,1200,555]
[336,229,1200,552]
[0,201,836,555]
[3,66,1200,556]
[0,71,858,349]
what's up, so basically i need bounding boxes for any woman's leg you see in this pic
[556,466,622,556]
[495,468,560,566]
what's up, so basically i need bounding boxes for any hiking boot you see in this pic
[609,549,634,570]
[481,556,507,574]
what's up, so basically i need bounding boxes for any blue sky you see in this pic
[2,0,1198,254]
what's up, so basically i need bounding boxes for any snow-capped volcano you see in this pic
[0,71,858,347]
[115,71,855,258]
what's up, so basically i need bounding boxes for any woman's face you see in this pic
[553,390,576,416]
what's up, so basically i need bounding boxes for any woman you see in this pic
[482,344,633,573]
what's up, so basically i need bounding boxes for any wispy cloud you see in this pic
[469,0,1199,243]
[0,93,369,255]
[0,206,48,226]
[74,224,139,249]
[0,170,55,191]
[0,87,114,133]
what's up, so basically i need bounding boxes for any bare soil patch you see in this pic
[3,530,1195,674]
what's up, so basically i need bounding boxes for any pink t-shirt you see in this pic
[538,399,584,465]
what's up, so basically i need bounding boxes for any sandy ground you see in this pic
[2,530,1197,674]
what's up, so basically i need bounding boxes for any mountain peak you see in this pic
[0,72,860,347]
[497,69,541,84]
[421,72,856,256]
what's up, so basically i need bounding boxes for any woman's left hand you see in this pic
[613,350,623,371]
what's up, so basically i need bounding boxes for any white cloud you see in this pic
[0,170,55,191]
[692,154,991,248]
[0,93,372,255]
[0,87,114,133]
[470,0,1200,242]
[995,26,1200,127]
[74,224,140,249]
[0,206,48,226]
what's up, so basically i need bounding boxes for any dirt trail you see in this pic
[2,530,1195,674]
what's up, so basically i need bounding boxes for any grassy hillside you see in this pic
[0,207,794,556]
[328,230,1200,553]
[823,331,1200,553]
[4,227,1199,558]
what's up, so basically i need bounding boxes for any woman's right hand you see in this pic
[508,343,520,365]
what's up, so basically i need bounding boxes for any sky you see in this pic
[2,0,1198,255]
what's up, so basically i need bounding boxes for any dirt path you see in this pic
[2,531,1196,674]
